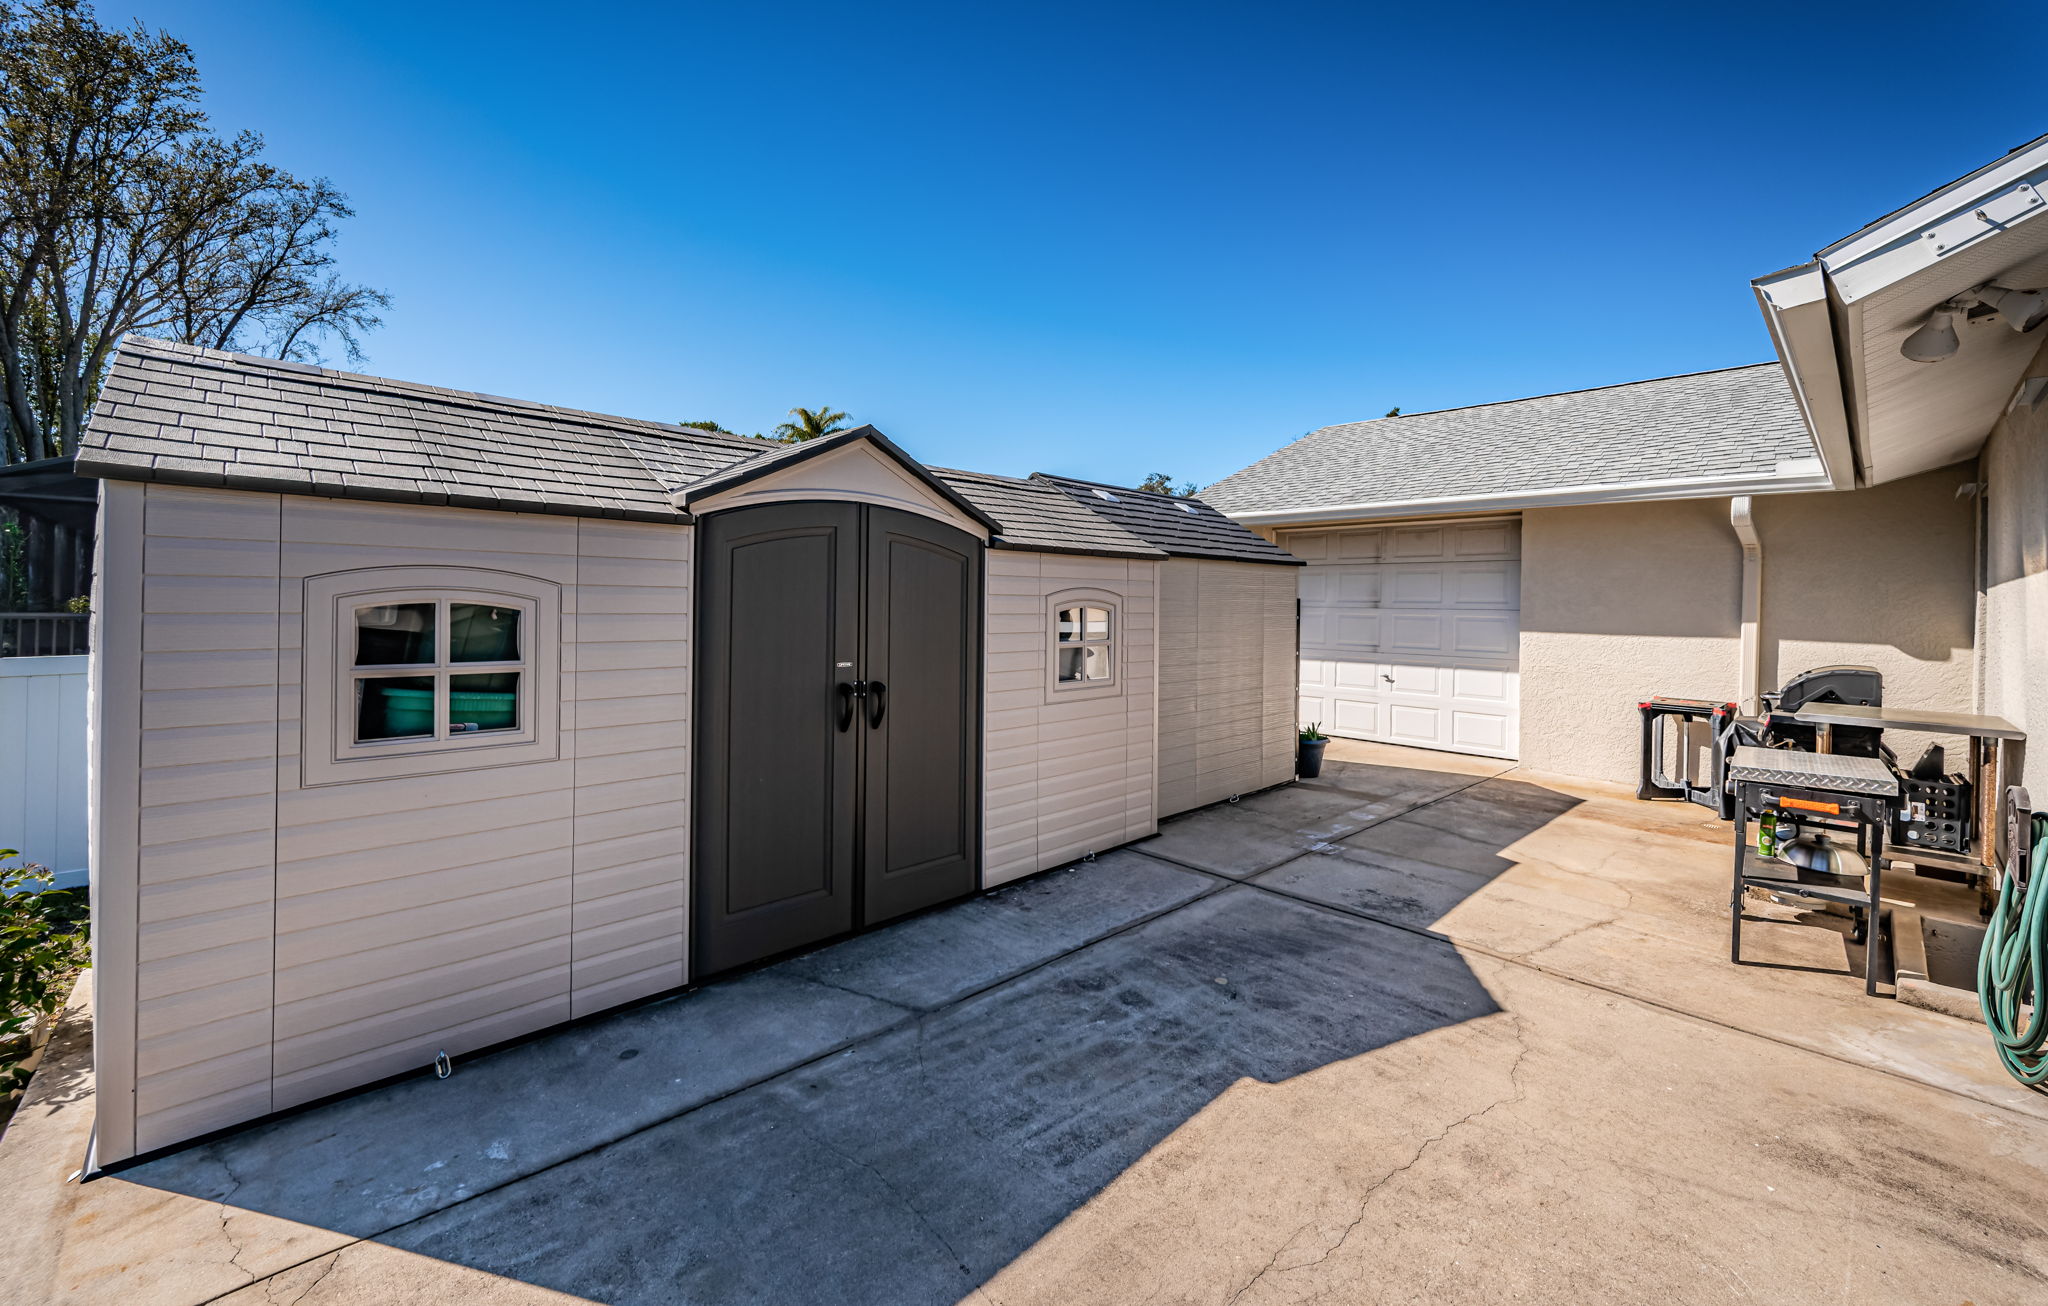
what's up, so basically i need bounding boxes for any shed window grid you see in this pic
[1054,603,1115,686]
[351,597,529,746]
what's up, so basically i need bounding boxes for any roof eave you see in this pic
[1216,466,1837,526]
[1756,135,2048,487]
[1751,263,1859,489]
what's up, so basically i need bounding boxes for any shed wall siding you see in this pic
[1156,559,1297,817]
[108,485,691,1159]
[984,551,1158,886]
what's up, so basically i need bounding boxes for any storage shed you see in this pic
[72,337,1301,1164]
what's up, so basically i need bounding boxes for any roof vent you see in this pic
[1177,502,1199,515]
[1093,489,1120,503]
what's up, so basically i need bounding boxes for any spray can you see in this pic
[1758,809,1779,859]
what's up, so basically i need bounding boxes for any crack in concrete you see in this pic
[212,1151,259,1286]
[267,1251,339,1305]
[1222,1013,1532,1305]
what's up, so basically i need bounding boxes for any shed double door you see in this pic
[693,501,981,976]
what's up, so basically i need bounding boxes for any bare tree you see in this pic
[0,1,387,462]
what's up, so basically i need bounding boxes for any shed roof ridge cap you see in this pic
[117,335,764,454]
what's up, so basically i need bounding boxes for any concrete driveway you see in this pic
[5,741,2048,1304]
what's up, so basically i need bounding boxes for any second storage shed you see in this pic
[75,338,1301,1164]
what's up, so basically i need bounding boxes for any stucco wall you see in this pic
[1980,338,2048,780]
[1156,559,1297,817]
[1519,496,1742,782]
[1520,466,1977,785]
[983,551,1159,886]
[91,484,690,1161]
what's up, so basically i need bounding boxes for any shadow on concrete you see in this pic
[114,761,1586,1305]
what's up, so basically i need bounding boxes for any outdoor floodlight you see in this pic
[1901,307,1961,363]
[1976,284,2048,333]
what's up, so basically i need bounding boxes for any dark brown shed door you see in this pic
[693,502,981,977]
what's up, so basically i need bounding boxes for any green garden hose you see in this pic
[1979,811,2048,1086]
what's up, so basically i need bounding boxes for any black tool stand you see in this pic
[1726,746,1899,996]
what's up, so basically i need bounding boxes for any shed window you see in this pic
[1055,604,1114,684]
[351,599,527,743]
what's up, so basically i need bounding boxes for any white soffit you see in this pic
[1792,133,2048,485]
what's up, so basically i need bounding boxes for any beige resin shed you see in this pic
[72,337,1301,1165]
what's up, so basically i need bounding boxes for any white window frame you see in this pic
[1046,588,1120,699]
[301,566,561,786]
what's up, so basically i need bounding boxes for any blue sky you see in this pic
[118,2,2045,485]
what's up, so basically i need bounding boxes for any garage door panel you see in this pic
[1451,522,1517,559]
[1383,612,1443,656]
[1331,697,1381,735]
[1451,665,1512,703]
[1335,569,1380,603]
[1332,611,1381,650]
[1337,531,1382,561]
[1452,562,1518,606]
[1389,526,1446,560]
[1283,516,1519,760]
[1450,614,1516,658]
[1387,703,1442,745]
[1385,567,1444,605]
[1452,710,1510,752]
[1331,658,1378,689]
[1384,663,1443,695]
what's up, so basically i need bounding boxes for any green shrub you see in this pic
[2,850,90,1096]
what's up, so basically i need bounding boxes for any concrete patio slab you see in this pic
[777,848,1213,1009]
[378,887,1501,1305]
[978,950,2048,1306]
[1136,804,1317,877]
[9,740,2048,1306]
[112,967,909,1260]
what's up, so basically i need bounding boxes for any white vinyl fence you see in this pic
[1,654,88,889]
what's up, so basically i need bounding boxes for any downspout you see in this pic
[1730,497,1764,714]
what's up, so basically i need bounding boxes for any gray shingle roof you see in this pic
[930,468,1163,558]
[72,338,1165,558]
[1202,363,1819,516]
[79,337,757,521]
[1034,475,1301,565]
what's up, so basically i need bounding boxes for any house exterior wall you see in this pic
[1519,465,1977,784]
[1518,496,1743,783]
[1156,558,1296,817]
[1979,339,2048,779]
[91,484,690,1162]
[984,550,1158,886]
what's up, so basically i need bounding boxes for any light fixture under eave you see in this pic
[1901,307,1961,363]
[1977,284,2048,332]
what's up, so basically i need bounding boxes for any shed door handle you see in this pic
[838,681,863,732]
[866,680,887,729]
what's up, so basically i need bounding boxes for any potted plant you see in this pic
[1298,722,1329,779]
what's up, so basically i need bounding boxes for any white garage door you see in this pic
[1286,517,1520,759]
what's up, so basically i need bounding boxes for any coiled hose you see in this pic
[1979,810,2048,1086]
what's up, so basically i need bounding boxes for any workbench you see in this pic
[1727,746,1897,995]
[1782,702,2022,911]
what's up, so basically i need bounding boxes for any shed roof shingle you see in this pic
[1202,363,1819,517]
[74,337,1283,562]
[1034,475,1301,565]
